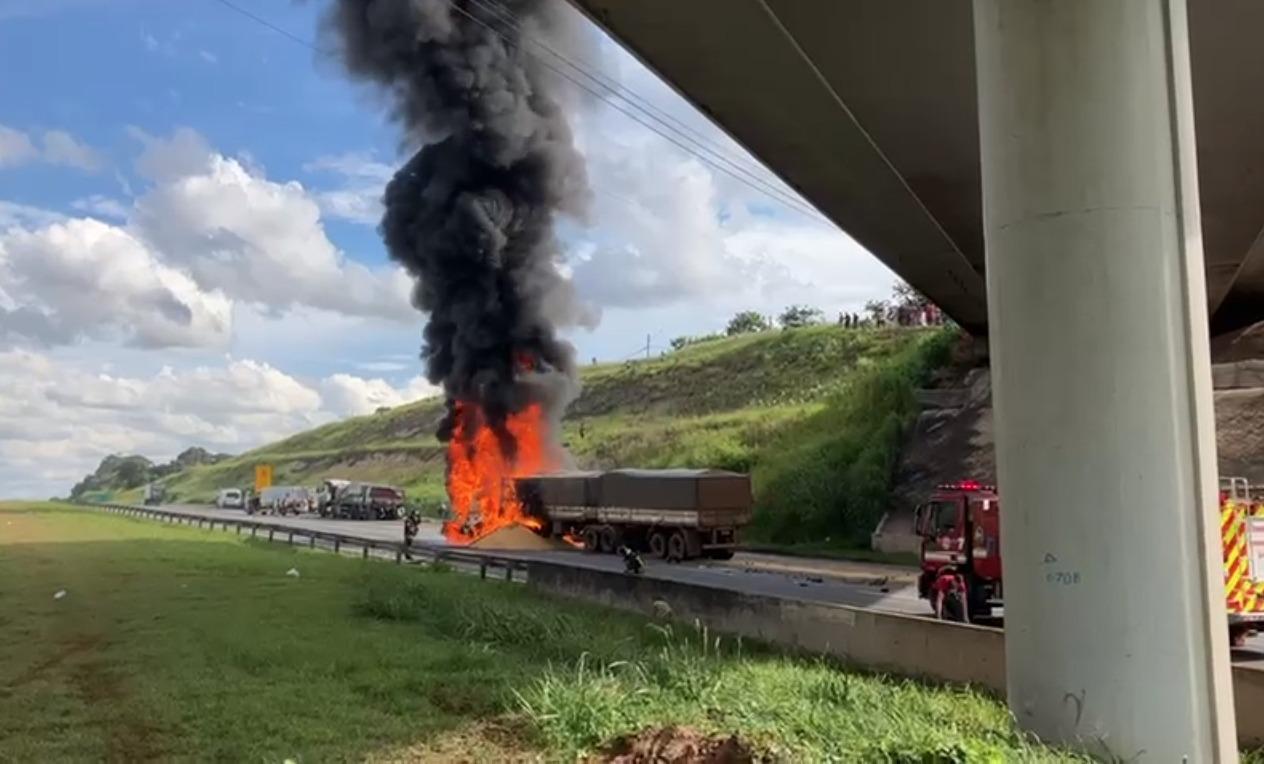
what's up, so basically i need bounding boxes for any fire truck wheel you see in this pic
[582,526,601,552]
[648,531,668,559]
[599,525,619,553]
[667,530,688,562]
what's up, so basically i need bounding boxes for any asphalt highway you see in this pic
[151,503,1264,661]
[155,503,926,615]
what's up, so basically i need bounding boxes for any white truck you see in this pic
[252,486,313,516]
[216,488,245,509]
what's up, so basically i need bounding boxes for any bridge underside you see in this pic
[571,0,1264,337]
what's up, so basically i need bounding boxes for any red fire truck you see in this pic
[913,481,1002,622]
[914,478,1264,644]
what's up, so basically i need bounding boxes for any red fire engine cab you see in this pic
[914,477,1264,644]
[913,480,1002,623]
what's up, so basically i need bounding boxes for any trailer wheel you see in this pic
[599,525,619,553]
[667,530,688,562]
[582,526,601,553]
[648,531,668,559]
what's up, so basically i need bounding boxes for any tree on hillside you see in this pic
[778,305,823,329]
[892,280,931,310]
[864,299,889,323]
[726,310,771,336]
[115,458,152,489]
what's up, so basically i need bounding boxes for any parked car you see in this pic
[331,483,406,520]
[216,488,245,509]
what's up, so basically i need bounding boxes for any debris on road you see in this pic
[601,725,761,763]
[469,523,567,551]
[53,589,67,600]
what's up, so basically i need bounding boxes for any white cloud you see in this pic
[0,129,415,352]
[354,360,411,373]
[304,152,394,182]
[0,123,104,172]
[0,124,37,167]
[131,130,413,321]
[303,152,395,225]
[320,373,439,416]
[568,123,889,314]
[556,44,894,321]
[71,195,128,220]
[0,349,438,497]
[41,130,104,171]
[199,49,219,64]
[0,201,65,229]
[0,218,232,348]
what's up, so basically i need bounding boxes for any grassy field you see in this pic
[0,501,1085,762]
[118,325,951,547]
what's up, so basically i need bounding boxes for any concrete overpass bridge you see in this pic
[572,0,1264,337]
[570,1,1260,759]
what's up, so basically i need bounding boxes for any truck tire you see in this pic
[599,525,619,553]
[582,526,601,553]
[667,530,687,562]
[648,531,668,559]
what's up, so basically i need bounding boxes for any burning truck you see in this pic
[331,0,693,544]
[514,469,752,561]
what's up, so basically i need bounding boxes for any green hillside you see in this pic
[119,325,954,545]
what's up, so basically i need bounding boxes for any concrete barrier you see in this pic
[527,559,1005,691]
[1235,662,1264,746]
[528,560,1264,747]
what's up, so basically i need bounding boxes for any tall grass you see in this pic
[355,565,1083,762]
[750,328,956,546]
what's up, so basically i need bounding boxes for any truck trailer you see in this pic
[515,468,752,561]
[913,478,1264,645]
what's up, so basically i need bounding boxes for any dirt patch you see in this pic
[598,726,765,764]
[5,633,102,690]
[469,524,568,551]
[366,718,541,763]
[71,653,165,762]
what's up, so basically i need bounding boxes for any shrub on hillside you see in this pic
[725,310,771,336]
[750,328,956,545]
[778,304,824,328]
[669,332,725,351]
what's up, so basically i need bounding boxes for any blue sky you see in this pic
[0,0,895,496]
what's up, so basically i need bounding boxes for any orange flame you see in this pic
[443,400,558,543]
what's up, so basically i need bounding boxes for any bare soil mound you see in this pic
[467,524,566,551]
[599,726,764,764]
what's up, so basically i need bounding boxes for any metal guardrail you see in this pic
[89,503,530,583]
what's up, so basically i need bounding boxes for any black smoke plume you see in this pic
[327,0,588,448]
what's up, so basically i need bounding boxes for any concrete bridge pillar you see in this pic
[973,0,1237,758]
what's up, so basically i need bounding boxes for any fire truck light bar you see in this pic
[937,480,995,492]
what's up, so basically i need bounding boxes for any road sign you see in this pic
[254,464,273,492]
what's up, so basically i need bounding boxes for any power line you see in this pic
[446,0,828,223]
[210,0,332,55]
[207,0,827,222]
[473,0,773,180]
[463,0,825,221]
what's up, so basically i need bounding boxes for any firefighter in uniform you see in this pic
[402,509,420,560]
